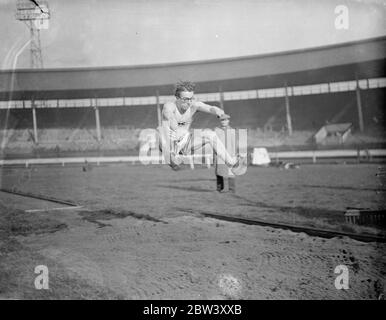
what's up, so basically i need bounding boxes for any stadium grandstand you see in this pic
[0,36,385,157]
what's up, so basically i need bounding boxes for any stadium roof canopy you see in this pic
[0,36,385,100]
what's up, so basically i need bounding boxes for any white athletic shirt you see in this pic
[163,102,198,141]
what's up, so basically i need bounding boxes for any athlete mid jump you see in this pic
[158,81,247,175]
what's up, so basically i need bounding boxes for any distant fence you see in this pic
[0,155,209,167]
[0,149,385,167]
[268,149,386,163]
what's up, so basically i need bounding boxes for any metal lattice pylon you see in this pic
[15,0,50,69]
[27,20,44,68]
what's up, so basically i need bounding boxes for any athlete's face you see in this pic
[220,119,230,127]
[177,91,194,110]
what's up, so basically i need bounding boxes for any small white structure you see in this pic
[313,123,352,145]
[252,148,271,166]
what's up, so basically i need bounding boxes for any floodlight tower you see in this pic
[14,0,50,145]
[15,0,50,69]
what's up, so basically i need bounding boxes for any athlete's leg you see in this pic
[175,131,192,155]
[190,129,236,166]
[157,126,170,162]
[190,129,247,175]
[157,126,182,169]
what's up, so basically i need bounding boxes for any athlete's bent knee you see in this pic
[202,129,216,140]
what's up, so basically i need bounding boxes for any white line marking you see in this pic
[25,206,83,213]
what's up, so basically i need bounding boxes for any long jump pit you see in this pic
[0,163,385,300]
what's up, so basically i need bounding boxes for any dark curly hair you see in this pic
[174,81,196,98]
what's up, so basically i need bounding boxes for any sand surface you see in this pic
[1,164,385,299]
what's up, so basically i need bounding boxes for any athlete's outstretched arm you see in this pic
[162,102,178,131]
[195,101,225,118]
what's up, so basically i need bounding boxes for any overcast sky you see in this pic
[0,0,385,69]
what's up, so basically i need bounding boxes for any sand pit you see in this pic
[0,164,385,299]
[1,209,385,299]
